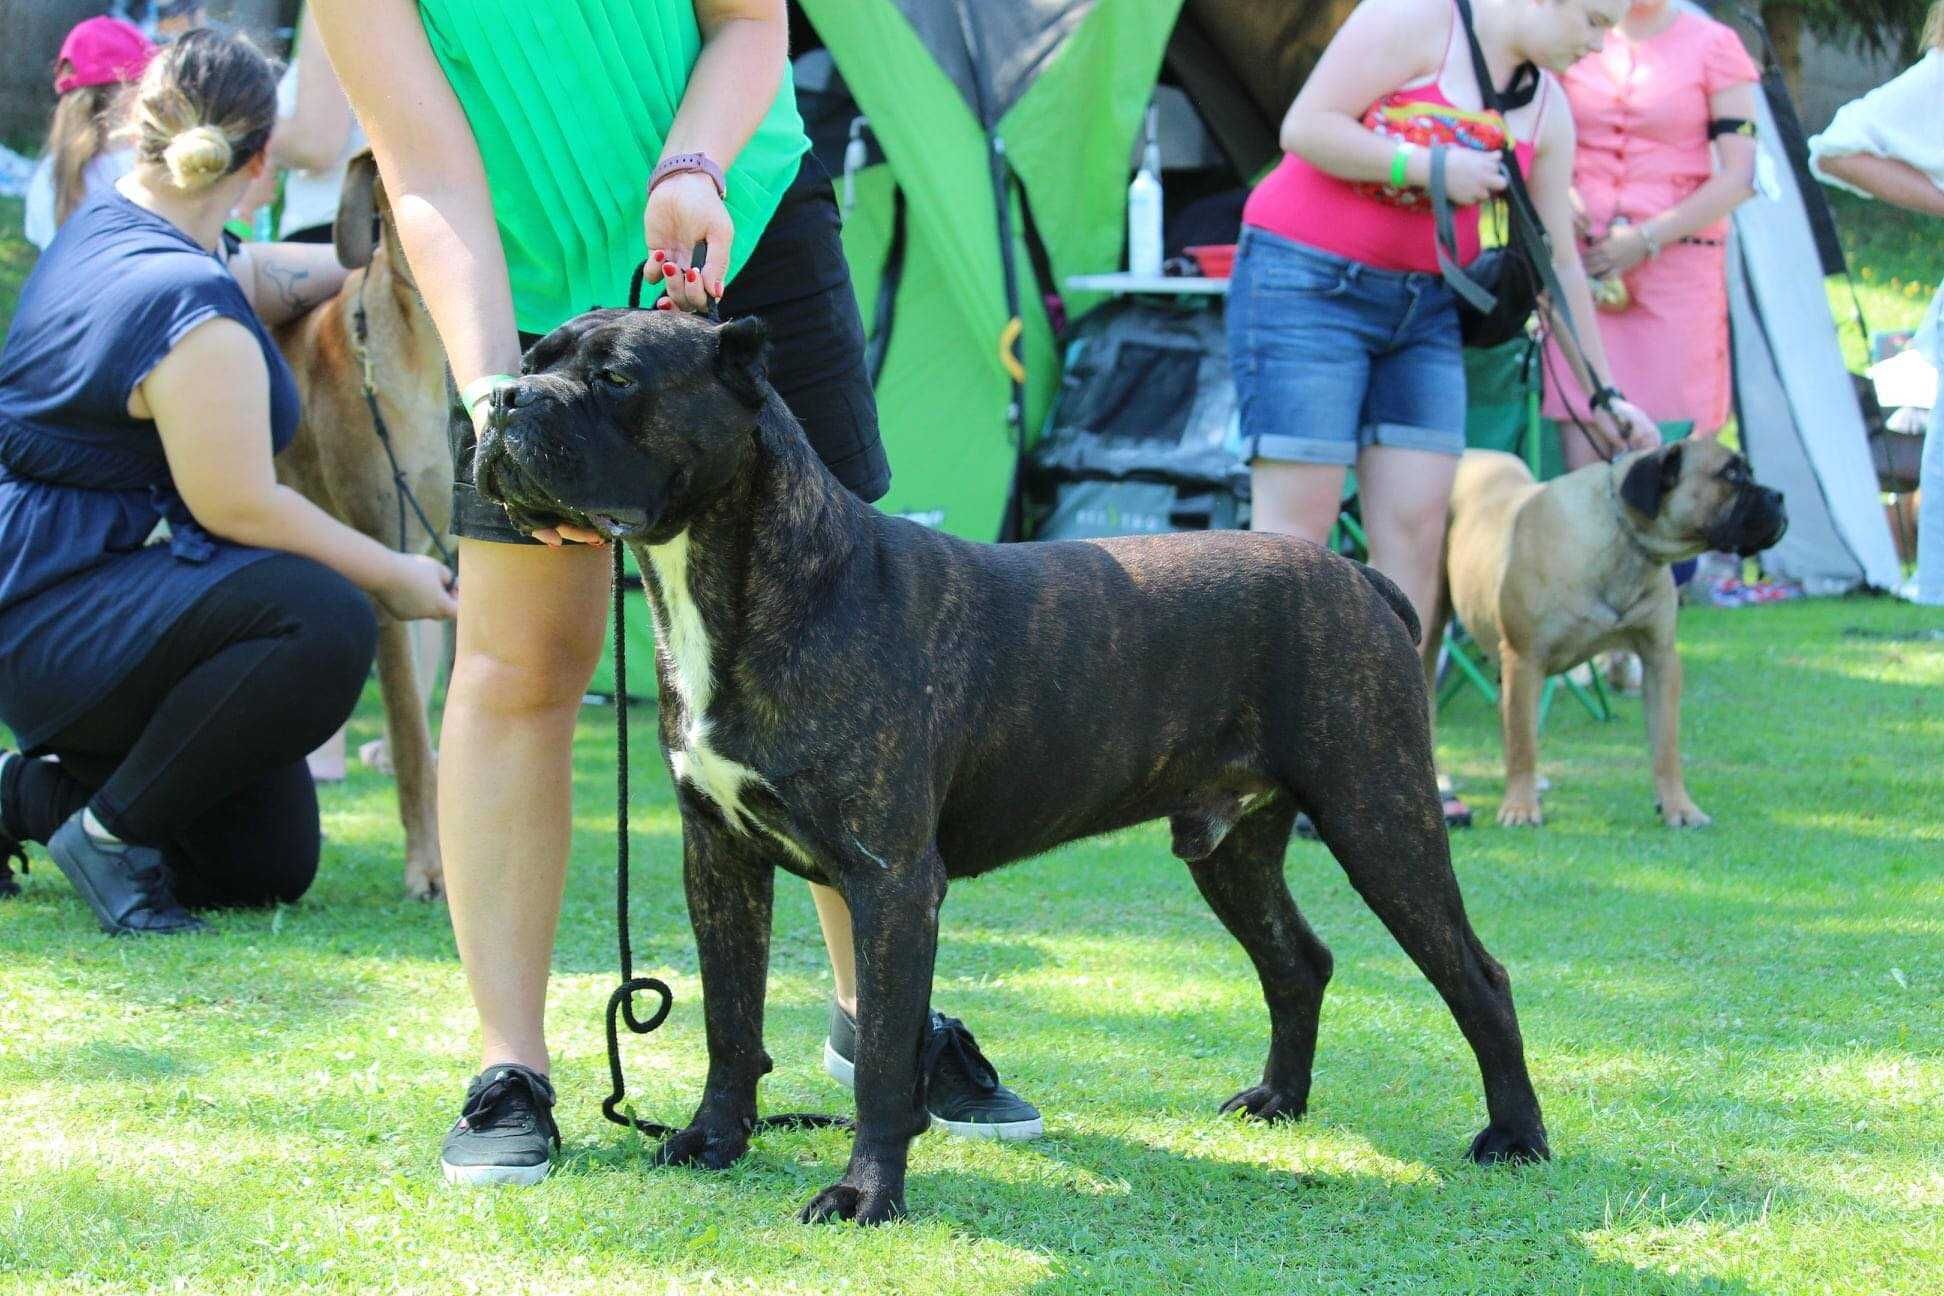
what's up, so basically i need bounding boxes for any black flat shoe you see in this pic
[1,750,26,898]
[0,840,23,899]
[47,812,205,935]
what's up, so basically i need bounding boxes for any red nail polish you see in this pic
[686,268,699,283]
[662,263,677,278]
[650,249,663,263]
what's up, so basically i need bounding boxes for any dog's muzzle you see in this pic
[1708,485,1789,558]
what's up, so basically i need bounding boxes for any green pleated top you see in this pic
[417,0,808,333]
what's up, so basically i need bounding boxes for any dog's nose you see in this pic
[489,380,535,417]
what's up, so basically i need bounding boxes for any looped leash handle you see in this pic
[628,258,723,320]
[602,973,678,1138]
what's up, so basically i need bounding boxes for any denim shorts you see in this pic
[1226,226,1467,466]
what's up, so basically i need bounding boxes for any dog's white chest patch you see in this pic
[642,534,806,863]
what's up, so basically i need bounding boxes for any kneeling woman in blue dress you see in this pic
[0,31,456,933]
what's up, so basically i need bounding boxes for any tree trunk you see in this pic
[1761,3,1806,104]
[0,0,104,151]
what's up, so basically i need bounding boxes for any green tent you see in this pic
[795,0,1346,541]
[593,0,1340,694]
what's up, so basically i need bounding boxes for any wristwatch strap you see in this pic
[648,152,727,200]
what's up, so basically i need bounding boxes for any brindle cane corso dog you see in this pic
[473,309,1550,1224]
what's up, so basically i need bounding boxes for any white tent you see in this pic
[1712,2,1902,594]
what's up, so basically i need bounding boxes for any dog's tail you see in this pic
[1353,562,1421,646]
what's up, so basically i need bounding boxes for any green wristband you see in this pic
[1390,143,1413,190]
[459,373,516,416]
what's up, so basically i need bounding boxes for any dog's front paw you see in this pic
[403,856,443,901]
[654,1119,751,1172]
[1467,1122,1550,1165]
[1497,792,1545,828]
[798,1180,905,1225]
[1219,1084,1307,1123]
[1657,796,1712,829]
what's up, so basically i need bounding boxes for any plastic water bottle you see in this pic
[843,116,869,215]
[1127,104,1163,277]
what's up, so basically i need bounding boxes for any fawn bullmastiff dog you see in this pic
[274,151,451,898]
[1426,443,1786,828]
[472,308,1551,1223]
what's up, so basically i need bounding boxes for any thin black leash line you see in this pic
[598,260,851,1142]
[350,274,457,570]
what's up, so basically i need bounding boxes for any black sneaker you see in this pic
[47,812,204,935]
[441,1063,560,1186]
[824,1000,1044,1141]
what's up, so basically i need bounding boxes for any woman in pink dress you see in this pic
[1544,0,1761,469]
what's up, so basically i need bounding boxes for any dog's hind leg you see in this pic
[1303,759,1550,1164]
[657,809,778,1173]
[1183,793,1331,1123]
[375,615,442,899]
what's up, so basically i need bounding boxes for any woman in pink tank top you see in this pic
[1227,0,1658,827]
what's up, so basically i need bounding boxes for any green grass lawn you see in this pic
[3,594,1940,1295]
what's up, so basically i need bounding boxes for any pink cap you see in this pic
[54,17,155,96]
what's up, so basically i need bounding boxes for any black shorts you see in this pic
[449,166,892,545]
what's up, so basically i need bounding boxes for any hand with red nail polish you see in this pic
[643,169,735,315]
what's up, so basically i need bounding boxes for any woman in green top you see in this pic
[315,0,1043,1184]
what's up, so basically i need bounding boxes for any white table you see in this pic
[1064,272,1229,296]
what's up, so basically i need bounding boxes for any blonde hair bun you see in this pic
[162,123,233,190]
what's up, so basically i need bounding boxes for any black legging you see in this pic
[1,555,376,907]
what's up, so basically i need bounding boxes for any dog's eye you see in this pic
[598,368,635,390]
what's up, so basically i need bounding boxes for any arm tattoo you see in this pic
[264,263,329,313]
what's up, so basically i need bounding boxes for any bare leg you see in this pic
[1361,444,1462,800]
[1250,460,1349,546]
[811,881,859,1014]
[439,538,609,1075]
[1356,444,1459,633]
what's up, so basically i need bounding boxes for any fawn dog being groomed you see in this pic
[273,150,451,899]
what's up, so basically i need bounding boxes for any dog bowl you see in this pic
[1184,243,1236,279]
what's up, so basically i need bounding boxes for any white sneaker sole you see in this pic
[823,1041,1044,1141]
[441,1158,551,1187]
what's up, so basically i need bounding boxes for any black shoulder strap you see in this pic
[1453,0,1539,113]
[1441,0,1607,394]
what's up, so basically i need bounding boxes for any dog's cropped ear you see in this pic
[1619,442,1684,518]
[714,315,771,410]
[333,150,380,270]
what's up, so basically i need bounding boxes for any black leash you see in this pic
[596,259,851,1142]
[1434,0,1626,467]
[350,277,456,570]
